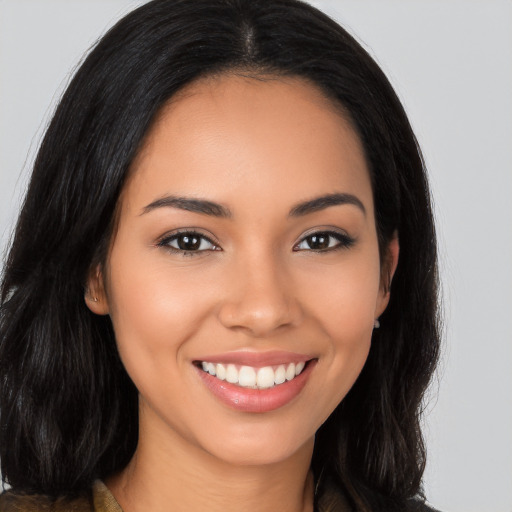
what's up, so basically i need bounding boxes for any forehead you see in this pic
[124,73,373,217]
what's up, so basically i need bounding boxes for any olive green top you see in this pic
[0,479,353,512]
[0,478,437,512]
[0,481,121,512]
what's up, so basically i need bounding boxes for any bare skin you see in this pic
[87,73,398,512]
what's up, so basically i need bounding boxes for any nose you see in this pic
[217,253,302,337]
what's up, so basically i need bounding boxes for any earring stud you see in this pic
[374,319,380,329]
[85,291,99,303]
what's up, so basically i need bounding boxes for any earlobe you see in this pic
[375,232,400,318]
[84,265,110,315]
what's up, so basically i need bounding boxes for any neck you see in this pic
[106,405,315,512]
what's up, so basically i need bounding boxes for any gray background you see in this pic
[1,1,511,511]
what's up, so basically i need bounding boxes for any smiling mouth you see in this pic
[194,360,311,389]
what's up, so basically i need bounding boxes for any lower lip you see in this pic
[196,360,316,413]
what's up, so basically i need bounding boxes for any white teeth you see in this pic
[285,363,296,381]
[199,360,308,389]
[274,365,286,385]
[216,363,226,380]
[238,366,256,387]
[226,364,238,384]
[256,366,275,388]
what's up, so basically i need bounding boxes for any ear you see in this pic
[374,232,400,318]
[84,265,110,315]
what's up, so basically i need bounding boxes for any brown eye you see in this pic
[176,234,201,251]
[294,231,355,252]
[158,231,219,254]
[305,233,331,250]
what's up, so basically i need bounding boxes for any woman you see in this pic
[0,1,440,511]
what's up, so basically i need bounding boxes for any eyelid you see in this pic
[155,228,221,253]
[293,227,355,252]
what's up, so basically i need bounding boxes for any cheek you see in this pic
[297,251,380,403]
[104,247,218,380]
[299,249,381,336]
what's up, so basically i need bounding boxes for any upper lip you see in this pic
[194,350,313,367]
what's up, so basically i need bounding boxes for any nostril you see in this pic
[217,297,301,337]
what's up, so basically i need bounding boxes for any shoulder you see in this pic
[0,491,92,512]
[0,491,51,512]
[0,480,126,512]
[0,481,121,512]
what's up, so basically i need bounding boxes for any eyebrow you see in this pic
[288,193,366,217]
[141,192,366,218]
[141,195,232,218]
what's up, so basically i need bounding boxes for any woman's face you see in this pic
[88,74,395,466]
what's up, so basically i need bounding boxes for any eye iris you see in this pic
[177,234,201,251]
[308,233,330,250]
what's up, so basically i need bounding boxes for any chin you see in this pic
[197,422,315,468]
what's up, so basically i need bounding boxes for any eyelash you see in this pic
[156,229,355,256]
[156,230,220,257]
[293,230,355,253]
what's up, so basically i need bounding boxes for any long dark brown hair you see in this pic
[0,1,440,510]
